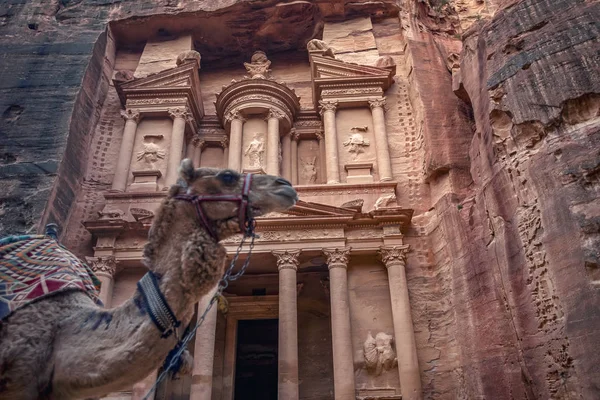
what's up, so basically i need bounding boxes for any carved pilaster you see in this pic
[120,109,141,123]
[323,247,351,269]
[219,137,230,149]
[319,100,338,116]
[379,245,410,268]
[273,249,301,271]
[86,256,117,277]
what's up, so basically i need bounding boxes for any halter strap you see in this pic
[174,173,254,241]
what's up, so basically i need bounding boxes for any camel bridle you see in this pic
[174,172,255,240]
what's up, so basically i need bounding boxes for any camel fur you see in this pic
[0,159,298,399]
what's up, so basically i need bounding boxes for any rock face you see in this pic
[0,0,598,399]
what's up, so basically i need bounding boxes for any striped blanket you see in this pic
[0,234,102,321]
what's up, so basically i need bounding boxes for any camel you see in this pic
[0,159,298,400]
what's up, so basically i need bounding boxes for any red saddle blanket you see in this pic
[0,235,102,321]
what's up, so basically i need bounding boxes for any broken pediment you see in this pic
[114,57,204,122]
[309,54,395,107]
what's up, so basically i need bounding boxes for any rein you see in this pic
[142,173,258,399]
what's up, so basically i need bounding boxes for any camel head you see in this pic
[170,158,298,240]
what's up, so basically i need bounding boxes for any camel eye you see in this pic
[219,171,238,185]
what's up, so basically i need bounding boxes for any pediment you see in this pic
[114,60,204,121]
[260,200,357,219]
[311,55,394,80]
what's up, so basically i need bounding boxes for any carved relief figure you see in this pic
[244,50,272,79]
[363,332,397,376]
[136,136,165,169]
[306,39,335,58]
[244,133,265,169]
[300,156,318,184]
[343,132,370,160]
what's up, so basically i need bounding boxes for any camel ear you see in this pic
[179,159,196,184]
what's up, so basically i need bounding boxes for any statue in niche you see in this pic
[300,156,318,184]
[244,51,271,79]
[363,332,397,376]
[136,136,165,169]
[244,133,265,169]
[343,131,370,160]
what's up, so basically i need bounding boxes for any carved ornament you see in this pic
[307,39,335,58]
[379,245,410,268]
[363,332,397,376]
[323,247,351,269]
[222,229,342,244]
[130,208,154,221]
[300,156,318,184]
[343,132,370,160]
[86,256,117,277]
[315,130,324,141]
[266,108,286,120]
[244,51,272,79]
[368,98,387,110]
[126,98,188,106]
[120,109,141,123]
[273,249,301,271]
[322,87,382,96]
[294,120,322,128]
[176,50,201,67]
[192,137,207,149]
[374,194,397,209]
[244,133,265,169]
[319,100,338,115]
[168,107,192,121]
[219,137,230,149]
[224,109,246,123]
[136,137,165,168]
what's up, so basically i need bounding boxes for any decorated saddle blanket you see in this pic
[0,234,102,321]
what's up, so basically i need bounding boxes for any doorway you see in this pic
[234,319,279,400]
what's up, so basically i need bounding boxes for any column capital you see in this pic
[273,249,301,271]
[192,137,207,149]
[368,98,387,111]
[323,247,351,270]
[319,100,338,116]
[168,107,192,121]
[266,108,286,121]
[379,245,410,268]
[120,108,141,123]
[315,129,324,142]
[86,256,117,277]
[290,128,300,141]
[225,109,246,123]
[219,137,230,149]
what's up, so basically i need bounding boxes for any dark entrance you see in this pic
[234,319,279,400]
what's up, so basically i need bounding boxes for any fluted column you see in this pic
[369,98,393,181]
[316,130,326,184]
[266,109,284,175]
[165,107,191,187]
[323,247,355,400]
[273,250,301,400]
[380,246,422,400]
[86,256,117,308]
[291,129,299,185]
[319,100,340,183]
[111,109,140,192]
[190,291,218,400]
[226,111,245,172]
[281,132,292,181]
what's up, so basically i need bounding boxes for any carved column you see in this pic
[316,130,326,184]
[226,111,245,172]
[190,291,218,400]
[165,107,192,187]
[220,137,230,169]
[369,98,393,181]
[281,131,292,181]
[111,109,140,192]
[193,138,206,168]
[266,109,284,175]
[86,256,117,308]
[186,137,196,161]
[323,247,355,399]
[380,246,422,400]
[319,100,340,183]
[291,129,299,185]
[273,250,301,400]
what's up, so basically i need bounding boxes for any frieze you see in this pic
[322,88,382,96]
[297,187,395,197]
[346,229,382,240]
[221,229,343,244]
[126,98,187,106]
[294,120,322,128]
